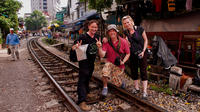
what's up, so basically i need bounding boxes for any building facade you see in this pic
[31,0,61,20]
[66,0,78,23]
[66,0,98,23]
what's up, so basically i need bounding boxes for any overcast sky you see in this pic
[17,0,68,17]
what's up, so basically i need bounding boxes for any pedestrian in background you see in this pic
[71,20,99,111]
[96,24,130,96]
[122,15,149,98]
[25,31,28,40]
[6,28,20,61]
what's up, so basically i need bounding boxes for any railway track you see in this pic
[27,38,167,112]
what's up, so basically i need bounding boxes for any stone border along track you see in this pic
[27,38,167,112]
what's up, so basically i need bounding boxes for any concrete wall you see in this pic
[141,12,200,32]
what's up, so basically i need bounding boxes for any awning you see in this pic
[47,23,60,29]
[75,21,83,26]
[60,25,66,27]
[63,11,99,31]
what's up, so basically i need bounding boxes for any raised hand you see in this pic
[72,40,82,50]
[96,38,102,48]
[76,40,82,48]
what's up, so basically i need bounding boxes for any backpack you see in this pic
[69,49,77,62]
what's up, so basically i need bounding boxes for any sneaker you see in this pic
[132,88,140,94]
[102,87,108,96]
[121,82,126,89]
[142,93,148,99]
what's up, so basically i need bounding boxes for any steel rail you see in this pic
[92,76,168,112]
[27,38,82,112]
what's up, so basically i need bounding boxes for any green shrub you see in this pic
[42,38,58,45]
[150,84,173,95]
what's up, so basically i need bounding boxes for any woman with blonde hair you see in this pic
[122,15,148,98]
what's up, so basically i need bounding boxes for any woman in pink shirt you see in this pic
[96,24,130,96]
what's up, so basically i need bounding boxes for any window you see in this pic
[71,13,74,20]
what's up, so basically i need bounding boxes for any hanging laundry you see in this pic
[153,0,162,12]
[186,0,193,11]
[168,0,176,11]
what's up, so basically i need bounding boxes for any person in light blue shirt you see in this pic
[6,28,20,61]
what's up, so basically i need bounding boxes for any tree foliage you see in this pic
[80,0,113,12]
[88,0,113,12]
[115,0,123,4]
[0,0,22,39]
[25,10,47,31]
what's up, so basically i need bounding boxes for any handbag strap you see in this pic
[126,26,142,51]
[108,36,124,58]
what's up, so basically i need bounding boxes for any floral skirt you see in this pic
[102,62,124,87]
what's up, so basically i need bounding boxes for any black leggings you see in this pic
[130,52,148,81]
[77,60,94,104]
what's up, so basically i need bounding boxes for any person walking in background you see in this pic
[6,28,20,61]
[25,31,28,40]
[96,24,130,96]
[71,20,99,111]
[122,15,149,98]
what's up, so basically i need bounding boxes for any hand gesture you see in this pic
[96,38,102,48]
[76,40,82,48]
[72,40,82,50]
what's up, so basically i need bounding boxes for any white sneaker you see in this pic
[142,93,148,99]
[102,87,108,96]
[132,88,140,94]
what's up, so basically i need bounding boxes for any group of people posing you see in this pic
[71,15,148,111]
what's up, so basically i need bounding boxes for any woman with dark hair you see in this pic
[122,15,149,99]
[71,20,99,111]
